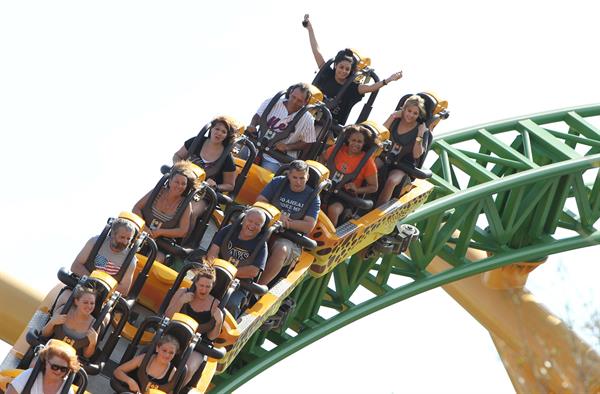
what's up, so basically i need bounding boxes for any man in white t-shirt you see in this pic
[246,82,316,173]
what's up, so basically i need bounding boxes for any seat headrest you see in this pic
[251,202,281,227]
[308,85,324,105]
[188,162,206,183]
[306,160,330,186]
[171,312,198,333]
[117,211,145,232]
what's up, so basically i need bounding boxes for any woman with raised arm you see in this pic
[376,94,428,206]
[303,14,403,125]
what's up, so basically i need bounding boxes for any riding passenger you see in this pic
[113,334,179,394]
[164,265,223,386]
[205,208,268,317]
[321,125,378,226]
[246,83,316,173]
[6,339,80,394]
[70,218,137,296]
[256,160,320,286]
[376,94,428,206]
[133,160,200,260]
[303,15,403,125]
[172,116,239,216]
[41,286,99,359]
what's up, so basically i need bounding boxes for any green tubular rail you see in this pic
[212,104,600,393]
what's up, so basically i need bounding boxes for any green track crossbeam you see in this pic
[213,104,600,392]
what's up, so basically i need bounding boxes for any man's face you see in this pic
[241,211,266,238]
[110,228,133,251]
[286,88,308,113]
[288,169,309,192]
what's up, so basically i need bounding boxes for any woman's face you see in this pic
[74,293,95,315]
[156,342,177,363]
[46,356,70,379]
[402,104,421,124]
[210,122,229,145]
[347,132,365,155]
[334,60,352,81]
[194,277,214,298]
[169,174,188,196]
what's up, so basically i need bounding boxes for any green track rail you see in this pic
[212,104,600,393]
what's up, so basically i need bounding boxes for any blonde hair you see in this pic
[402,95,427,120]
[39,339,80,373]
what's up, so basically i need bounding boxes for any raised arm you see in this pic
[303,15,325,68]
[384,110,402,130]
[357,71,403,95]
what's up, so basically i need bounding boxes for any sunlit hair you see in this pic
[110,218,136,239]
[72,285,97,302]
[169,160,202,196]
[288,82,312,103]
[289,160,309,174]
[192,264,216,284]
[333,48,357,76]
[245,207,267,226]
[157,334,180,354]
[343,125,378,152]
[210,115,239,147]
[402,95,427,121]
[39,339,80,373]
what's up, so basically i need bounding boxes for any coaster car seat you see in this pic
[248,85,332,165]
[321,121,388,219]
[376,92,449,199]
[270,161,329,249]
[158,259,238,351]
[81,212,158,303]
[22,269,130,375]
[144,164,217,260]
[110,314,205,394]
[19,340,88,394]
[312,48,380,128]
[176,121,257,209]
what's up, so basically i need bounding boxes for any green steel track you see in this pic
[212,104,600,393]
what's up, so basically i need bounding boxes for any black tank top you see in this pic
[129,358,175,393]
[389,119,419,163]
[182,297,217,334]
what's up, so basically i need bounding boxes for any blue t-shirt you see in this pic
[211,224,267,271]
[259,176,321,221]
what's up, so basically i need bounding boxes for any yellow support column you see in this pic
[428,250,600,393]
[0,272,44,344]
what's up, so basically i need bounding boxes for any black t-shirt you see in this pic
[211,224,267,271]
[184,137,236,185]
[315,67,364,125]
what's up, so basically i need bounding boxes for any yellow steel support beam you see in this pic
[0,273,44,344]
[429,251,600,393]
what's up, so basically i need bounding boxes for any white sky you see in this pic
[1,1,599,393]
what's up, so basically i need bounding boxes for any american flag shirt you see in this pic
[93,238,129,276]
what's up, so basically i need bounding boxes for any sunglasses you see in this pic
[48,362,70,373]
